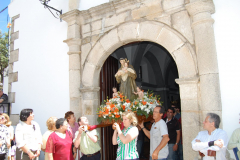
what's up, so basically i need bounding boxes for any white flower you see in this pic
[103,116,106,118]
[145,108,150,114]
[120,111,122,115]
[112,115,114,117]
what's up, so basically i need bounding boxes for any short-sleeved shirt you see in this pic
[164,117,180,144]
[15,121,42,150]
[0,124,10,154]
[73,129,101,155]
[150,119,168,159]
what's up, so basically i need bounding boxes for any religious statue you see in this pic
[112,87,119,98]
[115,58,137,101]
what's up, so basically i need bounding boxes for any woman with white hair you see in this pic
[112,111,139,160]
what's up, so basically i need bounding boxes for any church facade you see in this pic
[6,0,240,159]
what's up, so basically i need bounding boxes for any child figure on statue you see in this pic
[112,87,119,98]
[134,86,144,100]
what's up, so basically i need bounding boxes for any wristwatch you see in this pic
[175,143,178,145]
[85,130,89,133]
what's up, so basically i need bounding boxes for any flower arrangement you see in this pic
[97,90,162,124]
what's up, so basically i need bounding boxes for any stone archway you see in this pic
[62,0,222,159]
[81,20,200,159]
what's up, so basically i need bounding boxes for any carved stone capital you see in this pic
[186,0,215,16]
[61,9,81,25]
[175,76,199,85]
[63,38,81,46]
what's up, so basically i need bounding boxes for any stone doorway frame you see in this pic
[81,20,200,159]
[62,0,222,159]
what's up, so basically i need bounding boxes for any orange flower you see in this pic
[134,101,138,105]
[157,100,160,103]
[122,105,126,110]
[115,115,120,118]
[142,101,147,105]
[119,94,123,98]
[126,99,130,103]
[142,90,144,92]
[98,114,101,117]
[114,108,119,112]
[105,109,109,114]
[150,102,153,104]
[110,104,115,109]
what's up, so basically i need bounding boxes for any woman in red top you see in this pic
[45,118,74,160]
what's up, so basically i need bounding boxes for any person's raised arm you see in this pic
[74,127,83,148]
[112,129,118,145]
[139,122,150,139]
[117,125,138,144]
[85,126,98,143]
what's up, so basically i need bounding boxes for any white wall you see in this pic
[79,0,109,11]
[213,0,240,158]
[8,1,70,159]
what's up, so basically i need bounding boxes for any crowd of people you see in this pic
[0,104,238,160]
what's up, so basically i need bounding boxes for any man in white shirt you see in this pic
[140,105,169,160]
[191,113,228,160]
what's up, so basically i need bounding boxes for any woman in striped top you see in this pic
[112,111,139,160]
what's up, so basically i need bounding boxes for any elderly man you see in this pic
[74,117,101,160]
[192,113,228,160]
[0,89,8,103]
[140,105,169,160]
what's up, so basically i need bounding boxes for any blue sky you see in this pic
[0,0,10,33]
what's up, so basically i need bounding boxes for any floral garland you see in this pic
[97,90,162,124]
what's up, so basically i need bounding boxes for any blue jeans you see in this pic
[149,156,167,160]
[175,143,183,160]
[167,144,176,160]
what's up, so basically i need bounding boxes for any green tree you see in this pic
[0,31,9,83]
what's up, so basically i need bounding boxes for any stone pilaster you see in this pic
[8,14,20,104]
[176,77,200,160]
[68,0,80,11]
[62,10,82,117]
[186,0,222,124]
[80,87,100,125]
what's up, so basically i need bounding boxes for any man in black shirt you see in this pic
[0,90,8,103]
[163,107,180,160]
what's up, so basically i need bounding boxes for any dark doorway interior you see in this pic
[99,41,180,160]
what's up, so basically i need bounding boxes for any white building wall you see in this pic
[79,0,109,11]
[5,0,240,159]
[213,0,240,158]
[8,2,69,158]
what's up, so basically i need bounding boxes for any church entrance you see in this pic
[99,41,181,160]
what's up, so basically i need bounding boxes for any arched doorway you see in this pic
[99,41,181,159]
[81,20,199,160]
